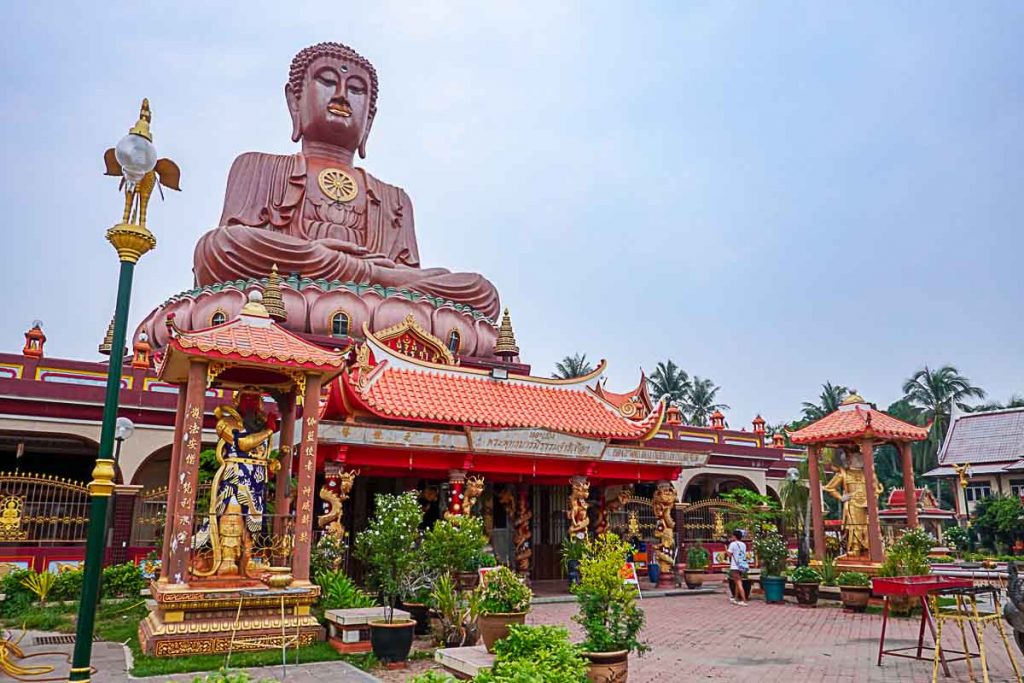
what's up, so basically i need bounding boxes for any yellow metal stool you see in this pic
[930,586,1023,683]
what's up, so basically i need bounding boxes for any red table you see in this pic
[872,576,974,677]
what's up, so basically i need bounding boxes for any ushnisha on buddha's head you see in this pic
[286,42,379,157]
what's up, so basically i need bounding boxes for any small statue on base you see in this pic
[193,386,279,578]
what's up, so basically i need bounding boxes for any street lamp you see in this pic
[69,100,178,683]
[113,417,135,465]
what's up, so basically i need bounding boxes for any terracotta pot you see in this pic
[583,649,629,682]
[369,618,415,665]
[839,585,871,612]
[793,582,820,607]
[478,611,527,653]
[889,594,915,617]
[683,570,705,589]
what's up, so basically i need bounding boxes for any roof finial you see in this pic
[262,264,287,322]
[98,316,115,356]
[240,290,270,318]
[493,307,520,360]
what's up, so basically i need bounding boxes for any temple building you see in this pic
[924,404,1024,518]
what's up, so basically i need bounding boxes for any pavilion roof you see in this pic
[324,326,665,440]
[158,298,346,384]
[788,395,929,445]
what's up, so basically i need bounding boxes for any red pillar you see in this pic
[900,441,919,529]
[165,360,207,584]
[807,445,826,562]
[273,391,296,542]
[159,385,188,578]
[292,373,323,582]
[516,486,531,576]
[860,440,884,563]
[448,470,466,516]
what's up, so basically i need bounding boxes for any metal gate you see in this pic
[0,472,90,545]
[608,495,657,544]
[679,498,747,544]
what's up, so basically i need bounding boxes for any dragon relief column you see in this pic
[292,373,323,582]
[515,487,532,576]
[653,481,677,588]
[568,476,590,540]
[164,359,208,584]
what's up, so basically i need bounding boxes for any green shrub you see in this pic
[52,569,84,602]
[685,542,709,570]
[310,533,347,578]
[101,562,145,599]
[820,554,838,586]
[477,566,532,614]
[410,672,457,683]
[944,526,968,555]
[879,528,934,578]
[573,533,647,656]
[837,571,870,587]
[352,492,423,622]
[420,516,488,575]
[0,569,36,616]
[190,670,276,683]
[314,570,375,611]
[752,533,787,576]
[20,571,57,604]
[789,566,822,584]
[474,624,587,683]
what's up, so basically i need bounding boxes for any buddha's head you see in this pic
[286,42,379,158]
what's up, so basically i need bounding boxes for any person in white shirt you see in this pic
[728,528,748,606]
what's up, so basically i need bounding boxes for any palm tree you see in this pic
[902,365,986,473]
[685,376,729,426]
[552,353,594,379]
[647,360,690,408]
[964,395,1024,412]
[800,382,849,422]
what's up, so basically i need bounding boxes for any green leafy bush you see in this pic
[20,571,56,604]
[752,533,787,576]
[353,491,423,622]
[820,554,838,586]
[1,569,36,616]
[190,670,277,683]
[944,526,968,555]
[879,528,935,578]
[420,516,488,575]
[314,570,375,611]
[685,542,709,570]
[837,571,870,587]
[101,562,145,599]
[410,672,457,683]
[573,533,647,656]
[310,532,348,578]
[474,624,587,683]
[477,566,532,614]
[52,569,84,602]
[789,566,822,584]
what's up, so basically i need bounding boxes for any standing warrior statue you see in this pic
[823,449,883,558]
[193,387,279,577]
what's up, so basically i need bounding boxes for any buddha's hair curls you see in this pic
[289,42,379,117]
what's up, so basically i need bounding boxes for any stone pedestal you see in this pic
[139,580,323,656]
[324,607,411,654]
[436,645,494,679]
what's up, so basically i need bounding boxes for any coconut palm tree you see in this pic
[800,382,850,422]
[964,395,1024,412]
[902,365,986,473]
[552,353,594,379]
[685,376,729,426]
[647,360,690,408]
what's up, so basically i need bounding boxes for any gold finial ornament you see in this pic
[494,308,519,359]
[103,99,181,262]
[262,265,287,322]
[88,459,117,497]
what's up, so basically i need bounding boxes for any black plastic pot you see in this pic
[369,619,415,665]
[400,601,431,636]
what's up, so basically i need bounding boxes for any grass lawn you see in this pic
[2,601,376,678]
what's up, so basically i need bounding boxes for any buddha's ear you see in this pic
[285,84,302,143]
[358,112,375,159]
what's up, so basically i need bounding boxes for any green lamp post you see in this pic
[68,100,179,683]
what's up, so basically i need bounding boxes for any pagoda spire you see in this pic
[98,316,115,356]
[493,308,520,360]
[262,264,287,322]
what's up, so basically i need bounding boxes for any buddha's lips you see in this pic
[327,103,351,117]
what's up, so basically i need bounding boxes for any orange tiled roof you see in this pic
[332,331,664,440]
[789,400,929,444]
[167,306,344,370]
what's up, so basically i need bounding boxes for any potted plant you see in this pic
[477,565,533,653]
[753,533,787,603]
[789,565,822,607]
[429,572,481,648]
[399,556,438,636]
[421,516,488,591]
[877,527,935,616]
[562,536,586,587]
[837,571,871,612]
[683,543,709,589]
[573,533,649,682]
[474,625,588,682]
[353,491,422,666]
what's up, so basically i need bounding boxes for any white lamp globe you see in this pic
[114,133,157,183]
[115,416,136,442]
[786,467,801,482]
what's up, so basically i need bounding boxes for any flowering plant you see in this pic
[353,491,423,622]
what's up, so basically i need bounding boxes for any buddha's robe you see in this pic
[193,152,500,319]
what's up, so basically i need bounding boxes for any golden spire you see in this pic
[128,98,153,141]
[98,316,115,356]
[262,264,287,322]
[493,308,519,360]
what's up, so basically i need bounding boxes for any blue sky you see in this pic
[1,2,1022,427]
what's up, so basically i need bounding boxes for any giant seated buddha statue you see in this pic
[136,42,502,358]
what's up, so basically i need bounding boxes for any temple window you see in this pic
[331,311,351,338]
[1011,479,1024,499]
[211,310,227,326]
[964,481,992,503]
[446,329,461,354]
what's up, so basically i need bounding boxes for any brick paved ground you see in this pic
[526,593,1024,682]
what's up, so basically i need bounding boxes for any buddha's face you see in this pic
[287,56,374,154]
